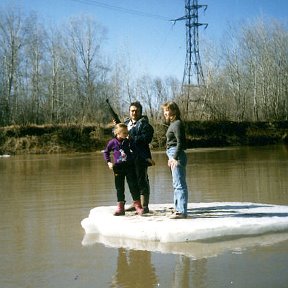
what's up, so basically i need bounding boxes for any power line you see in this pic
[69,0,170,21]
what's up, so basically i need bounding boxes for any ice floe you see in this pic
[81,202,288,247]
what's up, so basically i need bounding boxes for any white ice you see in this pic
[0,154,10,158]
[81,202,288,253]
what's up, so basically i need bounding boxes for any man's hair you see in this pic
[129,101,142,115]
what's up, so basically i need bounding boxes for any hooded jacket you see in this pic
[124,115,154,162]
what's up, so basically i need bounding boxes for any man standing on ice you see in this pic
[124,101,154,214]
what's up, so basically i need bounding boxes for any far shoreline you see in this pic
[1,121,287,155]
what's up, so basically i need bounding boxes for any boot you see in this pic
[125,202,136,212]
[114,202,125,216]
[133,200,144,215]
[141,194,150,214]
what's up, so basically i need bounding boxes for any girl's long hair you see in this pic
[161,101,181,121]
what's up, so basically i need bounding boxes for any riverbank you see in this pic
[0,121,287,155]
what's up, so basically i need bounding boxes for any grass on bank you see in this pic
[0,121,288,155]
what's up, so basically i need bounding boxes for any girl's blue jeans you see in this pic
[166,147,188,215]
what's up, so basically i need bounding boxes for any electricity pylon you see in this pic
[173,0,207,87]
[172,0,207,119]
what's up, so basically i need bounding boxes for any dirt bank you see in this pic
[0,121,287,155]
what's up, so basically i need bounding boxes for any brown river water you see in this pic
[0,145,288,288]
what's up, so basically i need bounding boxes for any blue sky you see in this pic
[1,0,288,80]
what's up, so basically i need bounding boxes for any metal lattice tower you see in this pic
[173,0,207,87]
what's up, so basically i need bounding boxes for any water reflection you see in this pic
[172,256,207,288]
[110,248,158,287]
[82,231,288,259]
[173,255,191,288]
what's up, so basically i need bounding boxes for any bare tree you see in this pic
[0,7,24,125]
[64,15,108,124]
[21,12,48,124]
[45,27,71,124]
[240,18,288,120]
[206,17,288,121]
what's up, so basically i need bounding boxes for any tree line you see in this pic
[0,5,287,129]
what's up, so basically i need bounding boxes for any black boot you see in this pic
[141,194,150,214]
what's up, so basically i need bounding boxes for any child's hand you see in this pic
[107,162,113,170]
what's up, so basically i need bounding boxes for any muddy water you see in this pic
[0,145,287,288]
